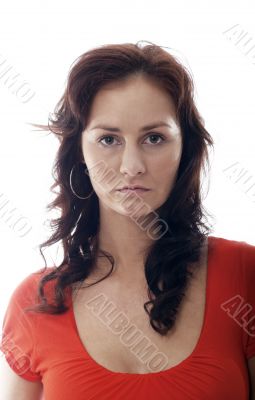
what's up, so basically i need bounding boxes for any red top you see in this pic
[1,235,255,400]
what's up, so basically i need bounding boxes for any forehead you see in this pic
[86,75,177,127]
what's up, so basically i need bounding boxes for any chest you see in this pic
[71,255,208,375]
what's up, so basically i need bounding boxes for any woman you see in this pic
[1,41,255,400]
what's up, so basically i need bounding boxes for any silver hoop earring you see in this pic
[69,163,95,200]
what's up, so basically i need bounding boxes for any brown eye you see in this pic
[97,133,166,147]
[145,134,165,145]
[98,135,119,146]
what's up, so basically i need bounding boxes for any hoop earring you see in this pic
[69,163,95,200]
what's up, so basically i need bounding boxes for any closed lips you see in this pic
[117,186,150,190]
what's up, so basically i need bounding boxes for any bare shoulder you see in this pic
[0,356,43,400]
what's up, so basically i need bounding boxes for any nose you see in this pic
[119,144,146,176]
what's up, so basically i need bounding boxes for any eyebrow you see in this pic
[90,121,173,133]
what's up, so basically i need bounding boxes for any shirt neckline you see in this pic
[68,235,216,378]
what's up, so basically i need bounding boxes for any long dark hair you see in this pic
[25,41,215,335]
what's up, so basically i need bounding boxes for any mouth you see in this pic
[117,188,151,194]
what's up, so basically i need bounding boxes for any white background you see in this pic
[0,0,254,326]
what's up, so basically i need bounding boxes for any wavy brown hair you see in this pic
[25,40,215,335]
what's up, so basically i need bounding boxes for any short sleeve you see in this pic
[241,240,255,360]
[0,272,42,382]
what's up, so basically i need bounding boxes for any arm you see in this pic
[248,356,255,400]
[0,356,43,400]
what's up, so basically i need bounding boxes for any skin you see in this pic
[81,73,183,281]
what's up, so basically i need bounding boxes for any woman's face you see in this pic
[81,74,183,218]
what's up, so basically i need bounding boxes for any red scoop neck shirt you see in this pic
[1,235,255,399]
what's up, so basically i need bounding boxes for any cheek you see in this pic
[152,150,181,176]
[82,140,100,163]
[151,153,181,197]
[82,142,108,181]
